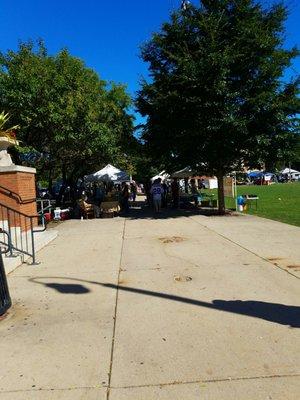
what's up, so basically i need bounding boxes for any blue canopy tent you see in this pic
[248,171,264,178]
[247,171,277,185]
[248,171,274,178]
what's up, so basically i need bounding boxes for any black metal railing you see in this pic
[0,184,36,204]
[0,241,12,316]
[36,199,55,228]
[0,202,46,264]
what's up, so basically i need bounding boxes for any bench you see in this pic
[79,200,94,219]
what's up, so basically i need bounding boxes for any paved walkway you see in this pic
[0,205,299,399]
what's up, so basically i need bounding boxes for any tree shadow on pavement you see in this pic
[29,277,300,328]
[124,201,230,220]
[44,283,90,294]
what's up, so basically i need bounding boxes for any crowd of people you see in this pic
[83,181,139,216]
[76,177,203,216]
[37,175,206,218]
[145,177,205,213]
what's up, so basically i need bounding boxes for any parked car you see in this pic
[291,172,300,181]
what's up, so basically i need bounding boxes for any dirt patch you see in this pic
[174,275,192,282]
[159,236,186,244]
[267,257,284,262]
[287,265,300,270]
[0,302,29,326]
[220,212,243,217]
[205,210,243,217]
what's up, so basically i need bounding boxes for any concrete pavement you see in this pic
[2,227,58,274]
[191,212,300,278]
[0,207,299,399]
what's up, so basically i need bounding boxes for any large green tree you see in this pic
[0,41,134,185]
[137,0,299,213]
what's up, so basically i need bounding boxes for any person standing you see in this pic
[150,179,164,213]
[190,178,199,207]
[162,181,168,208]
[144,180,152,206]
[130,181,137,202]
[171,178,180,209]
[92,183,103,218]
[121,182,130,213]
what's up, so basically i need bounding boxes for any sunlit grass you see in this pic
[202,183,300,227]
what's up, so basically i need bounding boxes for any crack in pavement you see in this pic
[110,372,300,391]
[2,373,299,394]
[0,385,106,394]
[106,218,126,400]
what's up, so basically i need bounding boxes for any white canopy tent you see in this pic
[171,167,195,179]
[280,168,299,175]
[85,164,129,183]
[151,170,170,182]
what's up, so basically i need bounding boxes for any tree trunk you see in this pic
[62,163,67,184]
[48,167,53,192]
[69,167,78,186]
[184,178,189,193]
[217,172,225,215]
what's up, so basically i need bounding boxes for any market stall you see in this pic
[85,164,129,183]
[84,164,129,217]
[280,168,300,181]
[248,171,277,185]
[170,167,203,207]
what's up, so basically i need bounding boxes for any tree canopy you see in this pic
[0,41,135,184]
[136,0,300,212]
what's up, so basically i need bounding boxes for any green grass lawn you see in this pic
[202,182,300,227]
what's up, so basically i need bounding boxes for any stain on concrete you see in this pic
[287,265,300,270]
[174,275,192,282]
[159,236,186,244]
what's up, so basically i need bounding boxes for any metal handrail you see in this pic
[0,201,47,264]
[36,199,53,228]
[0,201,40,219]
[0,184,36,204]
[0,229,12,255]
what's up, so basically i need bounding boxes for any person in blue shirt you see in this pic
[150,179,164,213]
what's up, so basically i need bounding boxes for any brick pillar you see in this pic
[0,166,37,231]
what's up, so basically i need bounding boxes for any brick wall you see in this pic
[0,169,38,231]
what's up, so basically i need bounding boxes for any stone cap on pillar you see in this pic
[0,165,36,174]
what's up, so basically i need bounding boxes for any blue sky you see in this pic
[0,0,299,126]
